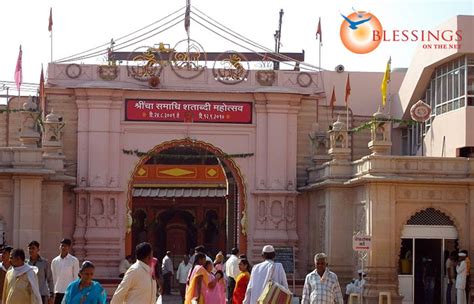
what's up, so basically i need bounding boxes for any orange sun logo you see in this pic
[340,11,383,54]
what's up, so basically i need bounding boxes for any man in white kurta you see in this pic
[456,252,467,304]
[111,242,157,304]
[2,248,42,304]
[243,245,288,304]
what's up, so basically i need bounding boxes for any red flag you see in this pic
[39,66,45,114]
[316,17,322,44]
[330,85,336,118]
[48,8,53,32]
[345,74,351,105]
[14,45,23,91]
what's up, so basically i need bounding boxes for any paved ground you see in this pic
[161,292,183,304]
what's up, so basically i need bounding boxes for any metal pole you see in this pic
[420,122,424,156]
[51,28,53,62]
[6,87,9,146]
[292,246,295,294]
[273,9,283,70]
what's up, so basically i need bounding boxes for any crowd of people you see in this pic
[111,242,346,304]
[0,238,106,304]
[1,237,470,304]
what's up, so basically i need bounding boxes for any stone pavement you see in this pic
[161,292,183,304]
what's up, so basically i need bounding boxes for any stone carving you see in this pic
[77,197,87,226]
[91,175,104,187]
[98,65,118,80]
[296,72,312,87]
[355,204,367,234]
[319,209,326,252]
[108,198,116,216]
[257,200,267,227]
[270,179,283,189]
[91,198,104,215]
[19,97,40,147]
[270,200,283,217]
[270,200,284,228]
[42,110,65,154]
[329,116,348,149]
[286,200,296,229]
[256,70,276,86]
[287,180,295,191]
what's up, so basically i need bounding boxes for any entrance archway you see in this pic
[398,208,458,304]
[125,138,248,259]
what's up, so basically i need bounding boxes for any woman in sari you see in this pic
[62,261,106,304]
[213,252,224,272]
[185,253,208,304]
[232,258,251,304]
[203,261,226,304]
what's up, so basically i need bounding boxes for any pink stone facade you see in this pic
[0,14,472,304]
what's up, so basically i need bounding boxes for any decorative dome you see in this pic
[373,106,388,120]
[45,110,60,122]
[22,96,38,111]
[332,115,345,131]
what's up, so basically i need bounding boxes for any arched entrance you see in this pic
[398,208,458,304]
[125,139,247,261]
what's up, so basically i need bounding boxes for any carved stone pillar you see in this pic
[328,116,351,161]
[362,184,403,304]
[368,110,392,155]
[251,92,301,272]
[309,122,330,165]
[42,110,66,172]
[72,90,123,276]
[19,97,40,148]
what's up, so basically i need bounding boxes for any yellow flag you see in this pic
[381,57,391,106]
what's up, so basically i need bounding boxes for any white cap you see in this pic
[262,245,275,253]
[459,252,467,257]
[357,269,365,274]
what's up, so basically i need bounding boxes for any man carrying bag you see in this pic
[243,245,292,304]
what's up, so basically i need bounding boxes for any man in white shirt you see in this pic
[243,245,288,304]
[119,255,133,278]
[161,251,174,295]
[176,255,192,302]
[301,252,343,304]
[225,247,240,302]
[50,238,80,304]
[111,242,157,304]
[456,252,467,304]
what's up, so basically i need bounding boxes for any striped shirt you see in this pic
[302,269,343,304]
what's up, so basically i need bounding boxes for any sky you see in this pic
[0,0,472,97]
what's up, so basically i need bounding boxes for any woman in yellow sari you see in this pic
[185,253,208,304]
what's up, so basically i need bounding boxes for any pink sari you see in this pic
[205,273,226,304]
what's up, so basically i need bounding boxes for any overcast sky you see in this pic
[0,0,472,96]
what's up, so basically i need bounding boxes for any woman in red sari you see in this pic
[232,258,251,304]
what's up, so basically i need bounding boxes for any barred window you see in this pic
[406,208,454,226]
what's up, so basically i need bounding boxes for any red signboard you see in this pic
[125,99,253,124]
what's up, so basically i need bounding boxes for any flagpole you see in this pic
[388,75,392,116]
[50,29,53,62]
[49,8,53,62]
[319,41,321,71]
[346,104,349,131]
